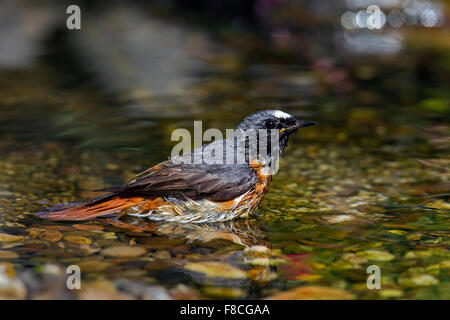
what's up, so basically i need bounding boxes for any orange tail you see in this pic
[37,195,143,221]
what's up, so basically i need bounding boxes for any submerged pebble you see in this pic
[202,286,246,299]
[356,250,395,262]
[378,289,404,299]
[152,250,171,260]
[102,246,147,258]
[39,230,63,242]
[65,235,92,245]
[0,233,24,242]
[184,261,247,279]
[267,286,355,300]
[77,260,113,272]
[0,263,27,299]
[398,274,439,288]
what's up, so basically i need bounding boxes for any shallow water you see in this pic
[0,3,449,300]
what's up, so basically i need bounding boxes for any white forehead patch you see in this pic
[272,110,292,119]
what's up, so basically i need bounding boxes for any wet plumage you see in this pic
[37,110,316,223]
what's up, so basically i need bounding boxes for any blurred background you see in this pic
[1,0,448,150]
[0,0,449,300]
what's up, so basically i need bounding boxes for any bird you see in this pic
[37,110,317,223]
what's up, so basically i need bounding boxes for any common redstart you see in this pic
[38,110,317,223]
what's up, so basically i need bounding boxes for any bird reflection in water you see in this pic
[99,216,276,283]
[101,215,269,247]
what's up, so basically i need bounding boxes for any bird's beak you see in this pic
[281,120,318,133]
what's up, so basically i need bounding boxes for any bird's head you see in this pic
[235,110,317,153]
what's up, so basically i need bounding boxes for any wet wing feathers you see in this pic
[112,163,258,201]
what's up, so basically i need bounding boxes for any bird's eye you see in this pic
[264,119,277,129]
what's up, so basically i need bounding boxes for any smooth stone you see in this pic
[356,250,395,261]
[28,228,43,238]
[170,284,201,300]
[77,280,133,300]
[0,233,24,242]
[39,230,63,242]
[323,215,355,224]
[152,250,171,260]
[388,230,407,236]
[267,286,356,300]
[341,253,368,265]
[404,251,432,259]
[77,260,113,272]
[398,274,439,288]
[142,286,172,300]
[184,261,247,279]
[65,235,92,245]
[0,263,27,299]
[114,279,171,299]
[379,289,404,299]
[102,246,147,258]
[202,286,246,299]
